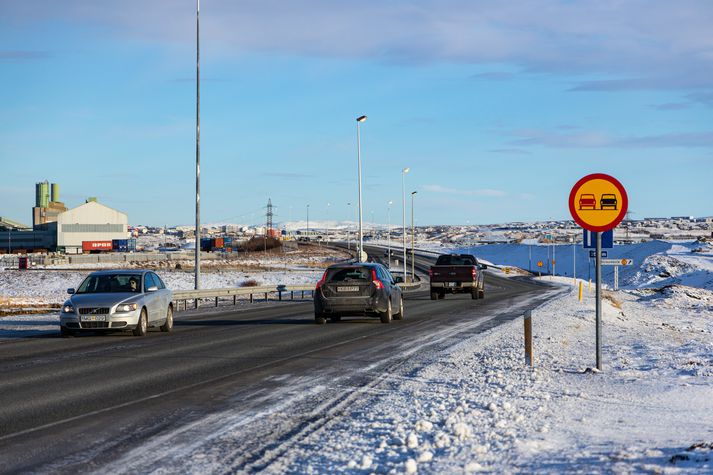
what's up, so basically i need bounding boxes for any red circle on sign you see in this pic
[568,173,628,232]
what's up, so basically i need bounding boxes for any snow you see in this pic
[3,240,713,472]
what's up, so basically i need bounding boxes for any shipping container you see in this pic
[214,237,224,248]
[223,237,233,246]
[82,240,112,252]
[112,238,138,252]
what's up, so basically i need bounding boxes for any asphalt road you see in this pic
[0,250,561,473]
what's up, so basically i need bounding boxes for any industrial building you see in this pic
[0,181,129,254]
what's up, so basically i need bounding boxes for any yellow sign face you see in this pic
[569,173,628,232]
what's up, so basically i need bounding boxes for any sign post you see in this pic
[569,173,628,371]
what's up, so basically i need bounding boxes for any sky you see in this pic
[1,0,712,227]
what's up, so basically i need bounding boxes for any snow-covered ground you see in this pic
[2,241,713,472]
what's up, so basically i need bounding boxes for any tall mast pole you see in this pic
[194,0,201,289]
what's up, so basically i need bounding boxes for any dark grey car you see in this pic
[313,263,404,324]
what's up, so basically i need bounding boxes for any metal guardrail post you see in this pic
[215,297,218,307]
[264,292,268,302]
[250,293,253,303]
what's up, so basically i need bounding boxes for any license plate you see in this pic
[337,286,359,292]
[446,282,457,287]
[81,315,106,322]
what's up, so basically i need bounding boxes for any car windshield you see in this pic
[76,274,143,294]
[326,267,371,282]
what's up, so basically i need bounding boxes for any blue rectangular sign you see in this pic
[583,229,613,249]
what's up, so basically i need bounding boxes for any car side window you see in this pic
[152,273,165,289]
[143,273,156,292]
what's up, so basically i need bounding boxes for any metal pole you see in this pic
[347,203,351,250]
[528,244,531,273]
[402,170,407,281]
[306,204,309,235]
[194,0,201,290]
[553,241,556,277]
[356,118,365,262]
[387,201,392,267]
[595,231,602,370]
[573,239,576,284]
[411,191,416,281]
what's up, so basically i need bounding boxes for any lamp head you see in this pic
[411,191,418,195]
[402,167,410,174]
[356,115,367,123]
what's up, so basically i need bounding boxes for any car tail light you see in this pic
[316,270,328,290]
[472,267,477,279]
[428,269,433,277]
[371,269,384,290]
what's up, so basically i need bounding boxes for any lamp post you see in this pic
[306,204,310,236]
[356,115,367,261]
[346,202,351,250]
[194,0,201,290]
[411,191,417,282]
[401,167,410,281]
[387,200,393,267]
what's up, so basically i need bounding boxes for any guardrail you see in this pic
[172,281,422,312]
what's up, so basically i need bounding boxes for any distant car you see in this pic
[578,194,597,210]
[313,262,404,324]
[600,193,618,210]
[59,270,173,337]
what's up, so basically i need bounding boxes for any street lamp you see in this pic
[356,114,367,261]
[387,200,393,268]
[194,0,202,290]
[401,167,410,281]
[411,191,417,282]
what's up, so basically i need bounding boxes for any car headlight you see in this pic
[62,304,74,314]
[116,303,138,313]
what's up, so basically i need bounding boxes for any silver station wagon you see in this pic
[60,270,173,337]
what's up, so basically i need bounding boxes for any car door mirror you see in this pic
[67,288,75,295]
[147,285,159,292]
[478,264,488,270]
[394,276,404,284]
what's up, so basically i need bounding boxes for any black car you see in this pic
[314,263,404,324]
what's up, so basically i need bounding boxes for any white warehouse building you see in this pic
[56,201,129,253]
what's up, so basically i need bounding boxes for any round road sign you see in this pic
[568,173,628,232]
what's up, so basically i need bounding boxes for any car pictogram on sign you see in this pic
[578,193,596,210]
[600,193,618,210]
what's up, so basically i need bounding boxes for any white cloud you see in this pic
[7,0,713,91]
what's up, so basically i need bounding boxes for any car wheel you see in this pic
[438,291,446,300]
[380,299,392,324]
[393,296,404,320]
[160,305,173,332]
[430,289,438,300]
[315,313,326,325]
[133,308,148,336]
[471,289,479,300]
[60,327,73,337]
[479,288,485,299]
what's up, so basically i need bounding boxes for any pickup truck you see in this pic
[429,253,486,300]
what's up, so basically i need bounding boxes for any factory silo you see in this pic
[51,183,60,203]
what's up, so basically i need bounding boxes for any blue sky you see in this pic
[1,1,712,226]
